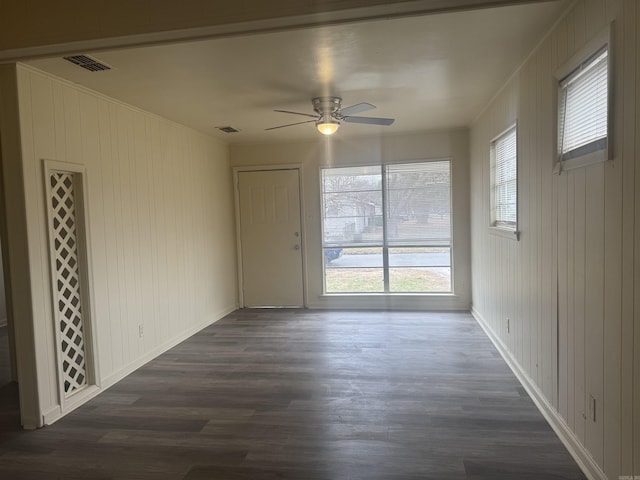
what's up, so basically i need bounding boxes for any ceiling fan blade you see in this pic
[265,119,316,131]
[339,102,376,116]
[273,109,318,119]
[343,116,395,126]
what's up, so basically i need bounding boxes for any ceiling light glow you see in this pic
[316,117,340,135]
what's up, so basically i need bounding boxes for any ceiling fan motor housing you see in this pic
[313,96,342,115]
[266,97,393,132]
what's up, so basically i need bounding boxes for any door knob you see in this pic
[294,244,300,250]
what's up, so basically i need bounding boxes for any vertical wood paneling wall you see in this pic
[10,65,238,425]
[470,0,637,478]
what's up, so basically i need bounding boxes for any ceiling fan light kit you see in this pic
[267,96,395,136]
[316,116,340,136]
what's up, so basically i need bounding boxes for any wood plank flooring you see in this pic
[0,310,586,479]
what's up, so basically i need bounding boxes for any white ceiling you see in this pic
[25,1,567,144]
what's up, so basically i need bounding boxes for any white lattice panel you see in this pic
[49,172,88,396]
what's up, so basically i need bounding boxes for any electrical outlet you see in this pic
[507,318,510,333]
[138,324,144,338]
[589,395,596,422]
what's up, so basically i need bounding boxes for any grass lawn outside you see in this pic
[325,267,451,293]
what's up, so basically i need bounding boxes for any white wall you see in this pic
[1,64,238,427]
[470,0,638,478]
[230,129,471,310]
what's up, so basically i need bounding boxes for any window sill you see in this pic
[489,226,519,241]
[554,148,608,174]
[320,292,455,297]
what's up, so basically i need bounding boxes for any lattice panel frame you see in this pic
[45,165,94,400]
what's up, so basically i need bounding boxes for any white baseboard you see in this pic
[41,406,61,425]
[471,307,607,480]
[101,304,236,389]
[42,384,101,425]
[43,304,236,426]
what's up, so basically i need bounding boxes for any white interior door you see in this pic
[238,169,304,307]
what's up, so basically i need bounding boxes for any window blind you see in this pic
[491,126,517,228]
[321,161,452,294]
[385,161,451,245]
[558,47,608,161]
[322,166,383,246]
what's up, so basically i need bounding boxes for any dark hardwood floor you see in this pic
[0,310,586,479]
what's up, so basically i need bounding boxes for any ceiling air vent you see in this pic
[63,55,111,72]
[216,126,240,133]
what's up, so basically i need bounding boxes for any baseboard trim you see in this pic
[42,304,236,426]
[42,384,103,425]
[101,304,236,389]
[470,307,607,480]
[42,406,61,425]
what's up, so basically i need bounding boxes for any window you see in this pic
[490,125,517,231]
[321,161,451,294]
[557,45,609,166]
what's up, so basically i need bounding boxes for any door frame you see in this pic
[233,164,308,308]
[0,134,19,385]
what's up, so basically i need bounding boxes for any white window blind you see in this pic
[321,166,383,246]
[321,161,452,294]
[558,47,608,161]
[491,126,517,229]
[385,161,451,245]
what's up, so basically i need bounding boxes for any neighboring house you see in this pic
[324,200,378,244]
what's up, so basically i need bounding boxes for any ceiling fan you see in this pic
[266,96,395,136]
